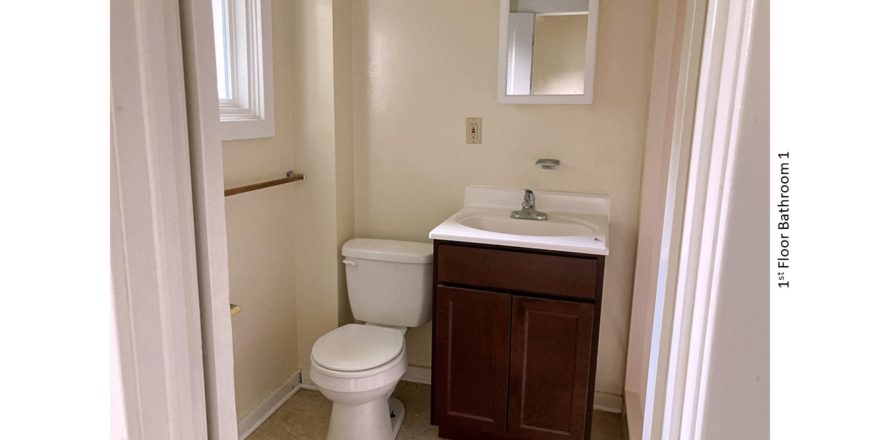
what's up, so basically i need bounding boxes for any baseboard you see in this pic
[593,391,624,414]
[402,365,431,384]
[237,370,302,440]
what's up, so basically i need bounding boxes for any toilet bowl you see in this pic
[309,239,433,440]
[311,324,408,440]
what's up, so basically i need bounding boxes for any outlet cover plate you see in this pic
[466,117,482,144]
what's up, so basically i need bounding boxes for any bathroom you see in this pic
[224,0,646,438]
[106,0,770,439]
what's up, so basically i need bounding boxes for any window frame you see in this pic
[214,0,274,140]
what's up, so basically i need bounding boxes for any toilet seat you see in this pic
[312,324,404,373]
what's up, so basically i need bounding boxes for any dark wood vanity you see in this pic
[430,240,605,440]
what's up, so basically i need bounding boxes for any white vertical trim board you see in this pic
[178,0,240,438]
[642,0,709,436]
[642,0,760,437]
[237,371,303,440]
[625,0,698,435]
[110,0,209,438]
[672,0,757,438]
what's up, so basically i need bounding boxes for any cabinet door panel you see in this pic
[508,297,594,439]
[435,285,511,435]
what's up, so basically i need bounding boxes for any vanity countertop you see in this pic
[428,186,610,256]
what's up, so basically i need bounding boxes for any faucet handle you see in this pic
[523,189,535,208]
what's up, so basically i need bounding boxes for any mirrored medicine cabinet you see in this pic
[497,0,600,104]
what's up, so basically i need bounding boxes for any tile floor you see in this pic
[247,382,625,440]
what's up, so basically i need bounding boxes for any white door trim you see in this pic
[626,0,708,435]
[111,0,209,437]
[672,0,758,437]
[641,0,709,435]
[179,0,239,438]
[642,0,759,438]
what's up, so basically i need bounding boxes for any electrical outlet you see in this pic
[466,117,482,144]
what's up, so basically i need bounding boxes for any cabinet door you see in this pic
[508,296,595,440]
[435,285,512,435]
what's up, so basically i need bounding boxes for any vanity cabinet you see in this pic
[431,241,605,440]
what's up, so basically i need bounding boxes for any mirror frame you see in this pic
[497,0,600,104]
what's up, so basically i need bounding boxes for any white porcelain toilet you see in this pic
[310,238,433,440]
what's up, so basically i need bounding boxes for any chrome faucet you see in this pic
[511,189,548,221]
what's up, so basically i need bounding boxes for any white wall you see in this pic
[350,0,658,400]
[700,0,769,437]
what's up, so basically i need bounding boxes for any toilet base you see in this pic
[326,396,406,440]
[389,397,405,438]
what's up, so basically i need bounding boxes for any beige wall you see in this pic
[225,0,357,416]
[350,0,658,398]
[223,0,299,418]
[224,0,659,411]
[333,0,356,327]
[287,0,352,376]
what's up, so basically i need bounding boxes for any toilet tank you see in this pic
[342,238,434,328]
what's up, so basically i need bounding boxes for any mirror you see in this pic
[498,0,599,104]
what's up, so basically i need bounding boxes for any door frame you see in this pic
[178,0,239,438]
[641,0,761,438]
[624,0,707,433]
[110,0,210,437]
[111,0,238,438]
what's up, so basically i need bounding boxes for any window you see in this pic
[212,0,274,140]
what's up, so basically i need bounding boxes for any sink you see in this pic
[457,213,597,237]
[429,186,610,255]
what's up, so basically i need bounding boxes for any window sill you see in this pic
[220,118,275,141]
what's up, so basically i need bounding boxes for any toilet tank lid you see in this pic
[342,238,433,264]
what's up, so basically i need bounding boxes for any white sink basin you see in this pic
[429,186,610,255]
[457,212,597,237]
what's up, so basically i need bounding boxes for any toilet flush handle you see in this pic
[342,259,358,267]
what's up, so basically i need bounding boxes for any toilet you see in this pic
[310,238,433,440]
